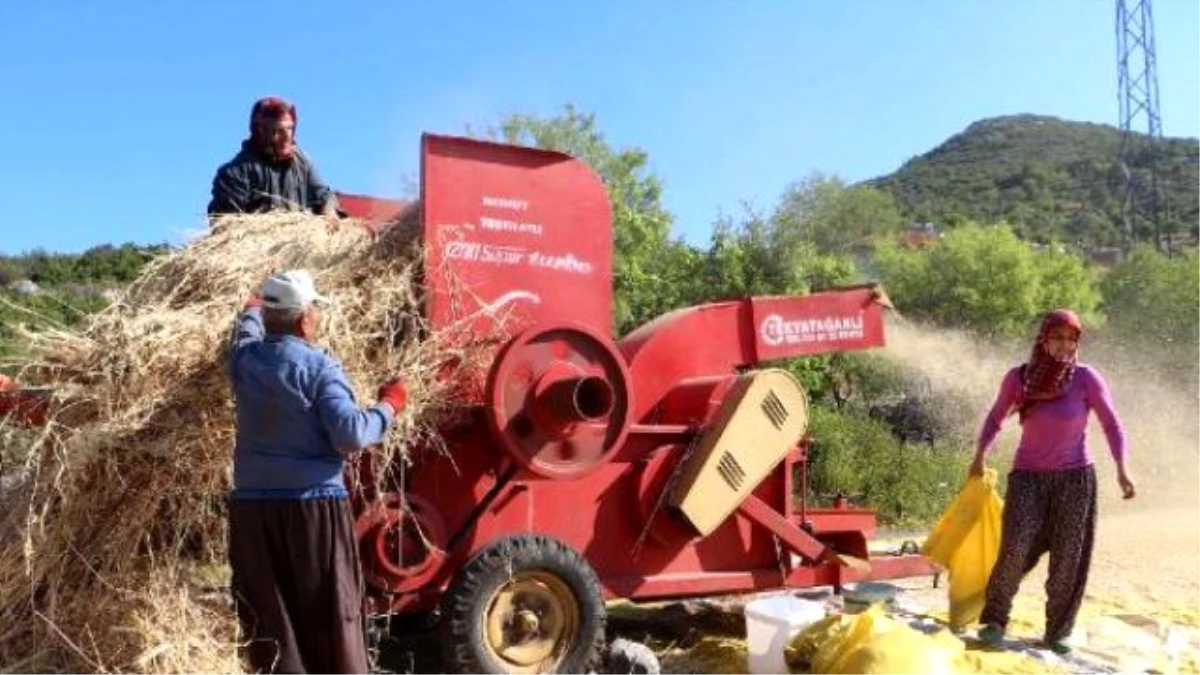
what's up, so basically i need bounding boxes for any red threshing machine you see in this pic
[0,135,938,674]
[337,136,936,672]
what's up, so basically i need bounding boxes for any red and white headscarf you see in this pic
[1017,308,1082,421]
[248,96,297,161]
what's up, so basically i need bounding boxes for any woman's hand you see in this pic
[969,453,986,477]
[1117,469,1137,500]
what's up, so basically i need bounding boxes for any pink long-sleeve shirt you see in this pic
[977,364,1127,471]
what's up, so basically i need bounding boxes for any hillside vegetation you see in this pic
[0,244,167,357]
[870,114,1199,249]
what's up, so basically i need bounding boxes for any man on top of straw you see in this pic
[228,269,407,674]
[208,96,341,229]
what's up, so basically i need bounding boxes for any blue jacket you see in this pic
[228,308,393,500]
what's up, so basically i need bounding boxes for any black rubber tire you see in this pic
[440,534,606,674]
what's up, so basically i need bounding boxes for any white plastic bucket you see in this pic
[744,593,826,674]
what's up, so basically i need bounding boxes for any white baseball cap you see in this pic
[260,270,328,310]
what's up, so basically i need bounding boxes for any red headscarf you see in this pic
[248,96,297,161]
[1017,309,1082,421]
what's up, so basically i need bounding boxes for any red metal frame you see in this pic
[0,388,50,427]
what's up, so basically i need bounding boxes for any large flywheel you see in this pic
[485,323,633,480]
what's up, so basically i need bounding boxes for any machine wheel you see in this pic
[440,535,606,674]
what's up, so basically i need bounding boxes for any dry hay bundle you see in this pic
[0,213,483,673]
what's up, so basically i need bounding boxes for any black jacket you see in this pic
[208,142,338,215]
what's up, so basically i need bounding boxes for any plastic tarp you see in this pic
[1075,614,1196,673]
[921,468,1005,631]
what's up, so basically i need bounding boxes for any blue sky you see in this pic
[1,1,1197,255]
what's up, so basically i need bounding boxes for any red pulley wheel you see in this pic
[353,492,447,594]
[486,323,633,480]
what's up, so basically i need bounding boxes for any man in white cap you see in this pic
[227,269,406,674]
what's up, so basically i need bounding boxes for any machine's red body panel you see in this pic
[336,192,408,223]
[751,291,886,361]
[420,135,613,338]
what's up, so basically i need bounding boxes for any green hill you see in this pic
[868,114,1199,250]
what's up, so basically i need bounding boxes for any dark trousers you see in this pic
[980,465,1097,643]
[229,497,369,674]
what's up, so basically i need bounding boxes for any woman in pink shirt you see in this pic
[969,309,1137,654]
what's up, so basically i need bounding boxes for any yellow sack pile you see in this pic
[787,605,961,674]
[786,605,1059,675]
[921,468,1005,630]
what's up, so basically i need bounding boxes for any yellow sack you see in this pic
[921,468,1005,630]
[786,604,1057,675]
[789,604,963,674]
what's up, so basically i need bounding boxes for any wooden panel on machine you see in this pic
[668,369,810,536]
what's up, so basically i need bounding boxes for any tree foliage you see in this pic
[774,174,906,256]
[693,205,857,302]
[805,406,963,527]
[0,243,166,359]
[873,223,1102,338]
[0,243,167,286]
[1100,245,1199,349]
[1098,246,1199,387]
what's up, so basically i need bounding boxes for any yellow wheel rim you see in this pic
[483,570,580,673]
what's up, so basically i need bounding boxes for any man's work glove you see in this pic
[378,378,408,415]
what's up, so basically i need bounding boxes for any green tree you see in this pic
[0,242,166,357]
[1092,245,1200,392]
[873,223,1102,337]
[690,205,857,304]
[804,406,963,526]
[73,243,154,283]
[1035,245,1104,319]
[1100,245,1200,349]
[26,250,75,285]
[774,174,906,257]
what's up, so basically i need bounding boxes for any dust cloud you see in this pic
[880,316,1200,512]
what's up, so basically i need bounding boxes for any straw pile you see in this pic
[0,213,488,673]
